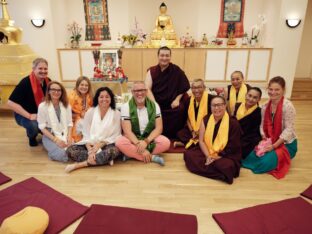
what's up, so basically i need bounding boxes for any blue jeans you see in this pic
[14,113,39,139]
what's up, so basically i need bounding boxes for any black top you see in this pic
[234,102,262,158]
[9,76,48,114]
[227,84,251,100]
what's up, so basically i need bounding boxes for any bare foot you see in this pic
[65,164,76,173]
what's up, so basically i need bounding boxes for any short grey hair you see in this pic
[192,79,205,87]
[132,81,146,90]
[32,58,48,69]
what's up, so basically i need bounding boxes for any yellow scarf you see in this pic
[236,103,258,120]
[204,112,229,159]
[185,91,209,149]
[229,83,247,114]
[188,91,209,132]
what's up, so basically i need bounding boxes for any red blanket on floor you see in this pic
[301,184,312,200]
[0,172,11,185]
[0,177,89,234]
[213,197,312,234]
[74,204,197,234]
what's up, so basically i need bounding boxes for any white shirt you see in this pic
[37,102,73,130]
[121,101,161,135]
[81,107,121,144]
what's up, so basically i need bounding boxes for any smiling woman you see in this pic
[242,77,298,179]
[65,87,122,173]
[37,81,73,162]
[234,87,262,158]
[68,76,93,142]
[184,95,242,184]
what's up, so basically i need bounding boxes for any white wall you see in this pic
[295,0,312,79]
[269,0,308,97]
[7,0,58,80]
[4,0,309,97]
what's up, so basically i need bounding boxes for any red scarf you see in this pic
[29,72,49,107]
[263,97,291,179]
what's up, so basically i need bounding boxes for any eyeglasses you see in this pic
[211,103,225,108]
[49,88,62,93]
[132,89,147,93]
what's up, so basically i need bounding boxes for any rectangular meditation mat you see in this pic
[0,172,11,185]
[212,197,312,234]
[166,141,186,154]
[74,204,197,234]
[0,177,89,234]
[301,184,312,200]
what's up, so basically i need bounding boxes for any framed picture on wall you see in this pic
[223,0,242,22]
[99,50,119,75]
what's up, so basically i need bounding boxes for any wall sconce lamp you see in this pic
[286,19,301,28]
[31,19,45,28]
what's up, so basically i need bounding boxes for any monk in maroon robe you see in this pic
[184,96,242,184]
[146,46,190,139]
[233,87,263,159]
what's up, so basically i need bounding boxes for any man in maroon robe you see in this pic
[145,46,190,139]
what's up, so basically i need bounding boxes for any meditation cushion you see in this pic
[0,206,49,234]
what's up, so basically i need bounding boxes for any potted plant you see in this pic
[67,21,82,48]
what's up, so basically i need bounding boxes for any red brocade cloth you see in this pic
[217,0,245,38]
[213,197,312,234]
[264,97,291,179]
[0,172,11,185]
[301,184,312,200]
[74,204,198,234]
[0,177,89,234]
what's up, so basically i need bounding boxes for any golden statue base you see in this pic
[0,44,37,107]
[149,39,178,48]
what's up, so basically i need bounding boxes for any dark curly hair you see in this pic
[93,87,116,110]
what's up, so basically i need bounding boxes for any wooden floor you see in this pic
[0,100,311,234]
[291,78,312,100]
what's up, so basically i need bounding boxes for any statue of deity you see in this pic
[150,2,177,47]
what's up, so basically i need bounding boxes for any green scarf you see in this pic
[129,97,156,153]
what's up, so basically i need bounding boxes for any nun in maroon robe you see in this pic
[148,62,190,139]
[234,102,262,159]
[184,113,242,184]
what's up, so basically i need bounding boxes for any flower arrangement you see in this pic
[122,34,138,46]
[251,14,267,42]
[122,18,146,47]
[67,21,82,43]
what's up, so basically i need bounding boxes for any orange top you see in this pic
[68,90,93,142]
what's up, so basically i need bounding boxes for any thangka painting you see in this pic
[217,0,245,38]
[84,0,111,41]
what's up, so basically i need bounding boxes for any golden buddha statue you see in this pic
[150,2,177,47]
[227,31,237,46]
